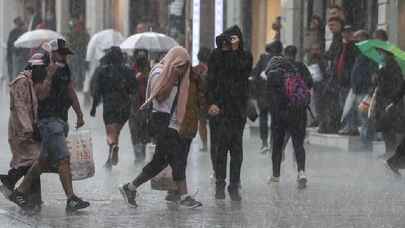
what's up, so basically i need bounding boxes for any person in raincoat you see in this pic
[0,53,47,208]
[251,40,283,154]
[119,47,202,208]
[385,80,405,175]
[206,25,253,201]
[129,50,150,163]
[371,49,405,159]
[90,46,138,168]
[164,62,207,208]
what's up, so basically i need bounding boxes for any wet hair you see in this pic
[106,46,124,64]
[284,45,298,59]
[197,47,211,63]
[374,29,388,41]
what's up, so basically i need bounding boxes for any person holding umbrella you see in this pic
[90,47,138,168]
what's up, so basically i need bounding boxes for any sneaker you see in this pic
[0,175,13,199]
[165,191,181,203]
[268,176,280,183]
[119,184,137,208]
[228,186,242,202]
[66,195,90,212]
[179,196,202,209]
[111,145,119,166]
[297,171,308,188]
[215,184,225,200]
[384,161,401,177]
[9,190,29,208]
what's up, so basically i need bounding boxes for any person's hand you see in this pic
[208,104,220,116]
[76,115,85,129]
[90,108,96,117]
[385,103,395,112]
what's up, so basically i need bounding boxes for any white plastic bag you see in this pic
[145,143,176,191]
[66,130,95,181]
[308,64,323,82]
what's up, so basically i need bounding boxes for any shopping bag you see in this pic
[66,130,95,181]
[145,143,176,191]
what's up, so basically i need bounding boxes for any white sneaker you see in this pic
[297,171,307,188]
[260,146,270,154]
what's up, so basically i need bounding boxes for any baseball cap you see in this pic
[48,38,74,55]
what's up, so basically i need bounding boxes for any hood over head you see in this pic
[215,25,244,50]
[265,40,283,54]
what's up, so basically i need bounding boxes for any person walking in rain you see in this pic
[129,50,150,163]
[266,54,311,188]
[370,49,405,159]
[9,39,90,212]
[385,80,405,176]
[0,53,48,209]
[251,40,283,154]
[119,47,201,208]
[207,25,253,201]
[91,47,138,168]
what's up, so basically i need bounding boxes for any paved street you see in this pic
[0,90,404,228]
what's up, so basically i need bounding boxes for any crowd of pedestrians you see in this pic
[1,4,405,214]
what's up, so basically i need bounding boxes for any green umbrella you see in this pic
[355,39,405,74]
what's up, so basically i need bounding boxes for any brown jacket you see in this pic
[179,65,207,139]
[8,72,40,169]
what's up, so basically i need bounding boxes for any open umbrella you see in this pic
[356,39,405,74]
[120,32,178,51]
[86,29,124,61]
[14,29,64,48]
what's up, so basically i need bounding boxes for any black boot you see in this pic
[215,181,226,200]
[228,184,242,201]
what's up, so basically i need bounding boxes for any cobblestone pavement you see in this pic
[0,92,404,228]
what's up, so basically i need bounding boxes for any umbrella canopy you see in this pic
[86,29,124,61]
[120,32,179,51]
[356,39,405,74]
[14,29,64,48]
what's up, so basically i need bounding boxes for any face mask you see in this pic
[31,66,47,83]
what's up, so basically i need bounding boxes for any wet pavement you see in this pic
[0,91,404,228]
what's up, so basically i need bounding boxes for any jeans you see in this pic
[38,118,70,162]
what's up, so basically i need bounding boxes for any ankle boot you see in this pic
[228,184,242,201]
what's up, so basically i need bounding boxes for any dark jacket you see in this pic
[336,41,357,88]
[373,58,405,132]
[350,55,374,95]
[207,25,253,120]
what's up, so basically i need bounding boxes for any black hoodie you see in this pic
[206,25,253,120]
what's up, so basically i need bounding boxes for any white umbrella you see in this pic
[86,29,124,61]
[14,29,64,48]
[120,32,179,51]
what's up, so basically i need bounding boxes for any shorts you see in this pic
[38,118,70,162]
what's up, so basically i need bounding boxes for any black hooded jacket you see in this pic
[206,25,253,120]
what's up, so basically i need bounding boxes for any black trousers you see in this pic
[271,109,307,177]
[133,127,188,187]
[215,118,245,186]
[388,137,405,169]
[209,117,220,173]
[259,107,270,144]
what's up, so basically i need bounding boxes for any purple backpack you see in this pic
[284,71,311,109]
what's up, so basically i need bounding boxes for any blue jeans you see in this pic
[38,118,70,162]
